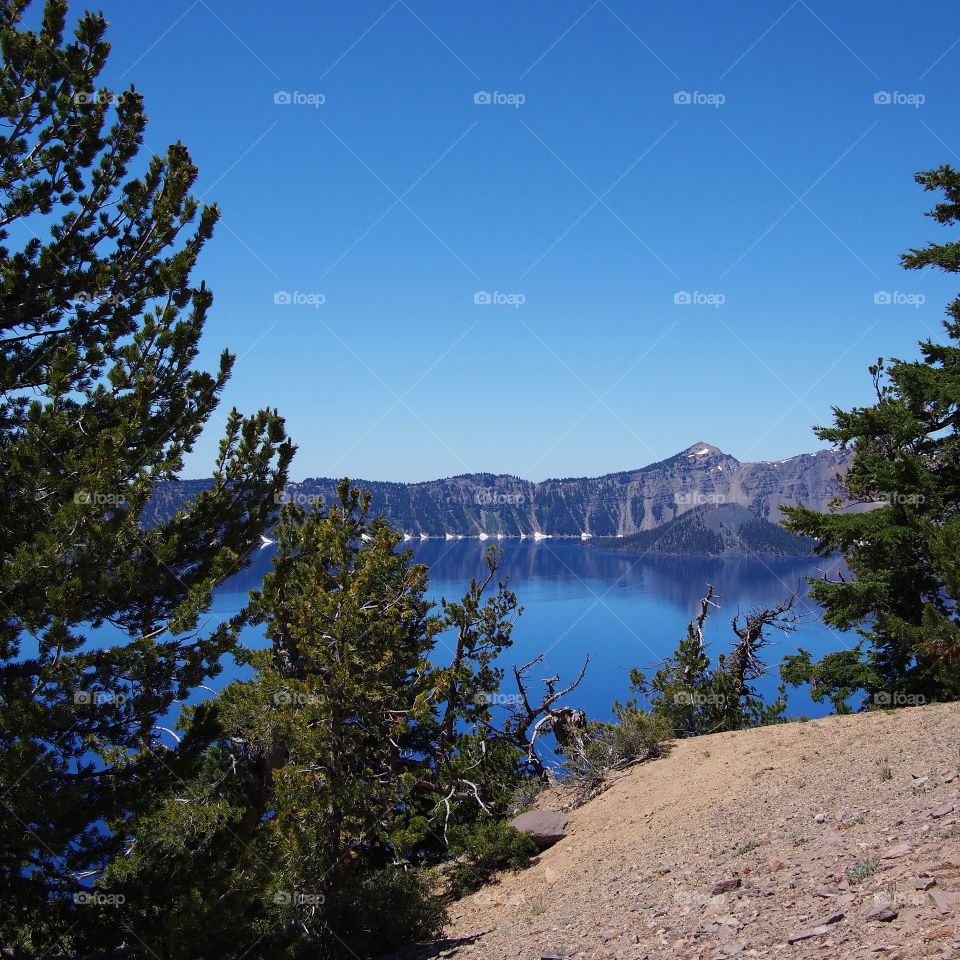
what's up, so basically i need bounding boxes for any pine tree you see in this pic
[631,586,794,736]
[111,485,532,958]
[0,2,293,953]
[781,166,960,711]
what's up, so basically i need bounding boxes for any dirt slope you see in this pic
[391,703,960,960]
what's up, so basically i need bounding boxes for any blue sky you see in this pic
[83,1,960,481]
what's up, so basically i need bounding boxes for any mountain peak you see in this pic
[680,442,726,459]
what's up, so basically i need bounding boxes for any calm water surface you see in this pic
[215,540,848,720]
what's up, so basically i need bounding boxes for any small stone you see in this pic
[929,888,959,915]
[881,843,912,860]
[787,924,833,943]
[540,948,575,960]
[915,877,937,891]
[819,911,845,925]
[814,813,827,823]
[711,877,741,896]
[864,904,898,922]
[931,804,955,819]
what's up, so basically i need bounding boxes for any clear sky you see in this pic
[81,1,960,481]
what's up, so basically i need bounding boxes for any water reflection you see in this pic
[217,541,846,721]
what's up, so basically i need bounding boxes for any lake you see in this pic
[215,540,849,721]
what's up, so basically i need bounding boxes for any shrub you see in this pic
[329,868,448,959]
[613,707,674,760]
[847,858,878,885]
[559,708,673,807]
[508,776,544,815]
[445,819,538,899]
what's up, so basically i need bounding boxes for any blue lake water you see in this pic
[212,540,849,721]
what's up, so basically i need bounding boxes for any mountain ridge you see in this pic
[145,442,853,542]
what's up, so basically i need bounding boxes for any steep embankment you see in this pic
[389,704,960,960]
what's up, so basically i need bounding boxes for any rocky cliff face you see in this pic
[143,442,851,538]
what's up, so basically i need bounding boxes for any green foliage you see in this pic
[0,1,292,952]
[847,858,878,884]
[781,165,960,710]
[556,706,672,806]
[326,869,448,960]
[110,484,541,957]
[445,819,538,899]
[780,647,876,713]
[611,704,674,759]
[630,587,792,737]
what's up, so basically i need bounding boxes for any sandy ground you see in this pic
[385,703,960,960]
